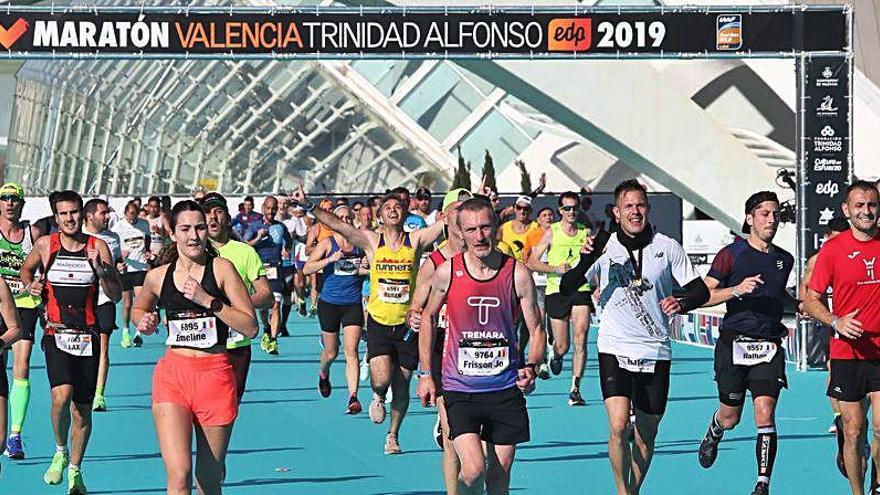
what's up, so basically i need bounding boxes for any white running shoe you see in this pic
[360,355,370,383]
[369,394,386,424]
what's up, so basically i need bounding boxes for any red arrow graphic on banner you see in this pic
[0,18,28,50]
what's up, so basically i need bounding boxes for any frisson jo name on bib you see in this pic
[458,337,510,377]
[167,316,218,348]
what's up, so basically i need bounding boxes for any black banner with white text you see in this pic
[0,7,848,58]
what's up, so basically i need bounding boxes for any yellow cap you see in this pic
[0,182,24,200]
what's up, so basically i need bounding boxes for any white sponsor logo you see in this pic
[814,126,843,152]
[466,296,501,325]
[848,251,861,259]
[813,157,843,172]
[821,125,835,137]
[865,257,876,280]
[817,95,839,117]
[776,260,784,270]
[815,180,840,197]
[818,208,835,226]
[817,66,840,87]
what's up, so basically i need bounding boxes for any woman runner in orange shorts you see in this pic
[132,200,257,495]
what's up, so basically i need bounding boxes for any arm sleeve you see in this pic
[676,277,711,314]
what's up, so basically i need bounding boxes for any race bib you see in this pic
[166,316,218,349]
[265,265,279,280]
[732,338,778,366]
[616,356,656,373]
[378,278,410,304]
[54,330,93,357]
[457,338,510,377]
[227,328,247,345]
[3,277,24,297]
[437,304,448,330]
[124,237,145,252]
[334,258,359,276]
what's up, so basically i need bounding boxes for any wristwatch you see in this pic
[416,369,432,379]
[209,298,224,312]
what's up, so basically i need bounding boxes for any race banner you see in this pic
[801,55,852,259]
[0,6,848,59]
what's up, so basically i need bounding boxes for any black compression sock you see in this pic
[756,424,777,484]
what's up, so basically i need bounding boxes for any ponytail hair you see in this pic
[160,200,219,266]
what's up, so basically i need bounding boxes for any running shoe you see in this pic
[267,338,279,356]
[308,303,318,318]
[132,333,144,348]
[319,375,331,398]
[568,389,586,406]
[359,355,370,382]
[298,301,307,317]
[68,467,87,495]
[44,451,69,485]
[347,395,362,415]
[384,432,402,455]
[369,394,386,424]
[549,353,563,376]
[750,481,769,495]
[433,413,443,450]
[260,333,271,352]
[698,424,721,469]
[5,434,24,460]
[537,363,551,380]
[92,395,107,412]
[120,330,133,349]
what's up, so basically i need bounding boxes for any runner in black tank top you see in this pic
[131,200,257,495]
[19,190,122,494]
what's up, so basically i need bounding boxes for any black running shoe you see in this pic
[298,302,307,317]
[549,354,563,375]
[751,481,769,495]
[698,426,721,469]
[132,334,144,347]
[568,389,586,406]
[319,375,331,398]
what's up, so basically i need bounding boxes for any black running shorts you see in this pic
[120,271,147,291]
[714,333,787,407]
[598,352,671,415]
[444,386,530,445]
[42,332,100,405]
[545,291,594,320]
[828,359,880,402]
[366,315,418,371]
[0,307,40,342]
[95,302,118,335]
[317,300,364,333]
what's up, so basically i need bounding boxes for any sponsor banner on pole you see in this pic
[0,7,847,58]
[802,56,851,259]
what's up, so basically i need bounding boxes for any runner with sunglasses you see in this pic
[527,192,594,406]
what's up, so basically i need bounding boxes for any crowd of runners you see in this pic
[0,176,879,495]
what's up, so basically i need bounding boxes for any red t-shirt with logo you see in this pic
[809,229,880,359]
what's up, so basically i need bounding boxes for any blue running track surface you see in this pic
[1,314,846,494]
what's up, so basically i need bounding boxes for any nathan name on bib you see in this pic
[732,338,777,366]
[458,334,510,377]
[167,310,218,349]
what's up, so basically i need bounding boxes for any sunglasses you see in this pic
[0,195,22,202]
[559,205,578,212]
[514,205,531,211]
